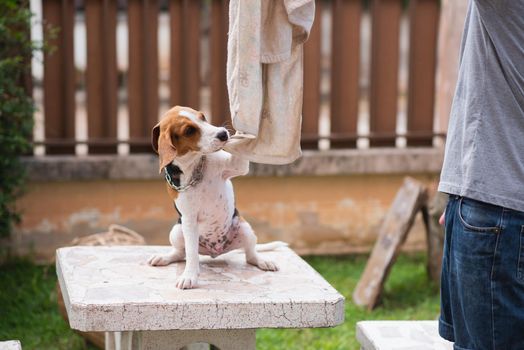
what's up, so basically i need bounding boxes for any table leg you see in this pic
[105,329,256,350]
[105,332,134,350]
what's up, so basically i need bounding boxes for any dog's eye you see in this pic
[184,126,196,136]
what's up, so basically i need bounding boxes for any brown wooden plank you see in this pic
[301,1,321,150]
[43,0,75,154]
[184,0,201,108]
[85,0,118,154]
[128,0,159,153]
[353,177,428,310]
[128,0,144,152]
[369,0,401,147]
[169,0,183,106]
[210,0,230,128]
[144,0,159,133]
[330,0,361,149]
[169,0,200,110]
[406,0,439,147]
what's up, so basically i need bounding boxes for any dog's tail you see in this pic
[255,241,289,252]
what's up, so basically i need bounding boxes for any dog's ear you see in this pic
[152,122,178,173]
[151,123,160,153]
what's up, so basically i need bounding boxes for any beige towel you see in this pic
[225,0,315,164]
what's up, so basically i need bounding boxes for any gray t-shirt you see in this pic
[439,0,524,212]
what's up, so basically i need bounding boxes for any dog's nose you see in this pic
[216,130,229,142]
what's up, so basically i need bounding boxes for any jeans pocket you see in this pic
[518,226,524,281]
[457,197,502,234]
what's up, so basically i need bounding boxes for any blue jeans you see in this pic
[440,196,524,350]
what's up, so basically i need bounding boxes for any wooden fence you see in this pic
[35,0,440,155]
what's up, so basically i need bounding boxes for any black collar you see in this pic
[163,156,206,192]
[164,163,183,189]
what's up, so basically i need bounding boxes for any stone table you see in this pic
[356,321,454,350]
[56,246,344,349]
[0,341,22,350]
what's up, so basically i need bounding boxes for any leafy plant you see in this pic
[0,0,39,237]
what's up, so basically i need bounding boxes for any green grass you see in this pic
[0,254,440,350]
[0,259,94,350]
[257,254,440,349]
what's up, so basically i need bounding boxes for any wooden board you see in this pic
[368,0,401,147]
[353,177,428,309]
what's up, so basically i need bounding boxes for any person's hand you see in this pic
[439,211,445,225]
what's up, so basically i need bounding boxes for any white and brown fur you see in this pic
[148,106,279,289]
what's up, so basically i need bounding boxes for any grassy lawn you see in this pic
[0,253,440,350]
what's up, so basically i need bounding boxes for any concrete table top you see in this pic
[356,321,453,350]
[56,245,344,332]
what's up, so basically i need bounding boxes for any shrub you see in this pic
[0,0,38,237]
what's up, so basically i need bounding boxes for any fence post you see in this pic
[330,0,361,148]
[169,0,183,107]
[85,0,118,154]
[169,0,201,109]
[302,1,322,150]
[369,0,401,147]
[43,0,75,154]
[128,0,159,153]
[406,0,439,146]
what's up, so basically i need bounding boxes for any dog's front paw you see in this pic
[249,258,278,272]
[176,272,199,289]
[147,252,183,266]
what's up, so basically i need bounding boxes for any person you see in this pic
[438,0,524,349]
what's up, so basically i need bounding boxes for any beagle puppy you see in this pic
[148,106,278,289]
